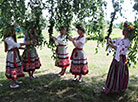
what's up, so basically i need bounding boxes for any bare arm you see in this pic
[51,36,57,40]
[20,40,33,46]
[69,36,82,48]
[72,40,82,48]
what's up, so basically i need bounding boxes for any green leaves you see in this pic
[0,0,137,66]
[0,0,106,41]
[46,0,106,60]
[0,0,26,39]
[127,20,138,66]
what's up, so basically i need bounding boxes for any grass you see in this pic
[0,29,138,102]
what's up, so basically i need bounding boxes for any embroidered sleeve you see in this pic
[106,38,121,53]
[112,38,121,45]
[115,39,130,61]
[118,40,130,54]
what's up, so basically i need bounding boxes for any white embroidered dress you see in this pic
[5,37,24,80]
[70,35,88,75]
[104,38,130,93]
[107,38,130,61]
[22,34,41,72]
[55,35,70,68]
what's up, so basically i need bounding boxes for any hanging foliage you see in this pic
[44,0,107,60]
[22,0,46,49]
[0,0,137,66]
[0,0,26,38]
[0,0,106,42]
[55,0,73,36]
[127,0,138,67]
[72,0,106,43]
[105,0,138,66]
[46,0,57,59]
[105,2,119,39]
[105,1,119,54]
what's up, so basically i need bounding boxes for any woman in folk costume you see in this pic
[22,28,41,79]
[69,25,88,82]
[51,26,70,76]
[104,22,134,94]
[4,26,33,88]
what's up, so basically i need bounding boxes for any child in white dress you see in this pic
[4,26,33,88]
[69,25,88,82]
[22,29,41,79]
[51,27,70,76]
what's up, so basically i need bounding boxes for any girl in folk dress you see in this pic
[4,26,33,88]
[104,22,133,94]
[51,27,70,76]
[69,25,88,82]
[22,29,41,79]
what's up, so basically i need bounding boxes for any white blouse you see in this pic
[75,36,86,48]
[107,38,130,62]
[5,37,20,50]
[56,35,67,45]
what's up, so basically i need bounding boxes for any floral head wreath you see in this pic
[124,22,134,32]
[123,22,135,41]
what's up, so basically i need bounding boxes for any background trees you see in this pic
[0,0,137,66]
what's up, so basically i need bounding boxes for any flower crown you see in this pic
[123,22,137,41]
[124,22,134,32]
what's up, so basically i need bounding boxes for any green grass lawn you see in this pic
[0,29,138,102]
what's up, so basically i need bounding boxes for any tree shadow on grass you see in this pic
[0,73,138,102]
[91,75,138,102]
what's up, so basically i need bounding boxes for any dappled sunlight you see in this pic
[0,72,138,102]
[0,38,138,102]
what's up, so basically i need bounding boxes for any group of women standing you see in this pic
[3,22,133,95]
[4,26,41,88]
[51,26,88,82]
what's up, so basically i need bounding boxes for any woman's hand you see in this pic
[20,40,34,46]
[68,36,73,41]
[51,36,57,40]
[26,40,34,45]
[30,40,34,44]
[33,38,38,42]
[107,38,111,45]
[107,38,117,50]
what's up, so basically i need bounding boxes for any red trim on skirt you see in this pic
[6,74,25,80]
[70,48,83,60]
[70,63,88,75]
[55,58,70,69]
[5,66,25,80]
[22,59,41,72]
